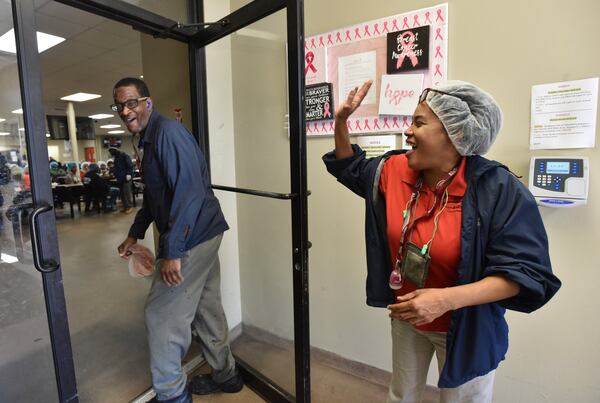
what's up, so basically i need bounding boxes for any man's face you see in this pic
[113,85,151,134]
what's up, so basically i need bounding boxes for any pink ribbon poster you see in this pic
[303,3,448,137]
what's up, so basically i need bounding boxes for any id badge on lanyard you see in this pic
[389,168,456,290]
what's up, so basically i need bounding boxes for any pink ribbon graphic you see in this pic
[435,28,443,40]
[336,32,342,43]
[374,23,381,35]
[413,15,420,27]
[318,36,325,47]
[329,121,335,132]
[327,34,333,45]
[383,117,391,129]
[355,119,362,131]
[322,121,327,131]
[392,117,400,128]
[402,17,409,29]
[436,9,445,22]
[434,64,442,77]
[304,41,308,50]
[435,46,443,58]
[346,120,352,131]
[403,116,411,128]
[306,123,311,133]
[313,122,319,133]
[364,119,371,131]
[345,30,351,41]
[383,21,389,33]
[364,24,371,37]
[305,52,317,75]
[310,38,316,48]
[374,119,381,130]
[354,27,361,39]
[425,11,432,24]
[323,101,332,118]
[392,19,400,31]
[396,31,419,69]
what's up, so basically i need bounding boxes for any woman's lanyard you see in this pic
[394,166,458,273]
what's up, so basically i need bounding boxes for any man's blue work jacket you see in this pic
[323,145,561,388]
[128,112,228,259]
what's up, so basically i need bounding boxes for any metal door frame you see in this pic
[15,0,309,402]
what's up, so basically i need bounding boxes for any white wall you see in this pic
[204,0,242,329]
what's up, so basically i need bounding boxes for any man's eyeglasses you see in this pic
[418,88,465,104]
[110,97,148,113]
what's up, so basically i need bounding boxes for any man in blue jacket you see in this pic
[114,78,243,403]
[108,147,134,214]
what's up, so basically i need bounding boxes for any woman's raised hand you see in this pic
[335,80,373,121]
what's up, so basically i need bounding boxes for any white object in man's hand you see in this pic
[126,174,132,181]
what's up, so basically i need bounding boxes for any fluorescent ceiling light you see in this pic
[60,92,101,102]
[0,29,65,54]
[100,124,120,129]
[46,133,51,137]
[12,108,23,114]
[0,132,10,136]
[107,130,125,134]
[89,113,113,120]
[18,128,25,131]
[0,118,5,122]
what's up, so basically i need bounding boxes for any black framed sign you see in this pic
[305,82,333,122]
[387,25,430,74]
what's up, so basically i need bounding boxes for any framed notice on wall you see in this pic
[303,3,448,137]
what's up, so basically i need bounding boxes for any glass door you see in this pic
[0,0,78,402]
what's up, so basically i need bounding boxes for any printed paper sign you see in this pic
[305,47,326,85]
[530,78,598,149]
[378,74,424,116]
[357,135,397,157]
[338,51,377,106]
[306,83,334,122]
[387,26,430,74]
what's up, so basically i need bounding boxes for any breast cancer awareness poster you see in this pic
[303,3,448,137]
[387,26,430,74]
[306,83,334,121]
[305,47,326,85]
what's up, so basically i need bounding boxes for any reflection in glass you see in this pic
[0,6,59,402]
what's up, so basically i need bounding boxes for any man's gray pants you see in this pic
[120,179,133,208]
[145,233,235,400]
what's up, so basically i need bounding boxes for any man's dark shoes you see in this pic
[189,372,244,395]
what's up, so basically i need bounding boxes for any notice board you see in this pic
[304,3,448,137]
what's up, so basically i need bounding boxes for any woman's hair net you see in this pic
[424,80,503,156]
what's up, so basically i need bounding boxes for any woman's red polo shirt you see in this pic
[379,154,467,332]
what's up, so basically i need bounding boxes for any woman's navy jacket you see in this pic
[323,145,561,388]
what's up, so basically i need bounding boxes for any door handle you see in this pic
[29,204,59,273]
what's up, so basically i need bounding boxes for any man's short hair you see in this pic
[113,77,150,98]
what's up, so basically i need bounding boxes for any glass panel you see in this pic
[0,3,59,402]
[206,6,296,397]
[120,0,189,23]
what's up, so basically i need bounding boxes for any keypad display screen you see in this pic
[546,161,570,174]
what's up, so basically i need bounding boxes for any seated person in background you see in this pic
[79,161,90,180]
[49,160,66,181]
[64,162,81,184]
[22,165,31,191]
[83,163,118,211]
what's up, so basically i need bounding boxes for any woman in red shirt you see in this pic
[329,80,559,402]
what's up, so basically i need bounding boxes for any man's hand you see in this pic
[387,288,454,326]
[335,80,373,121]
[118,237,137,259]
[160,258,183,286]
